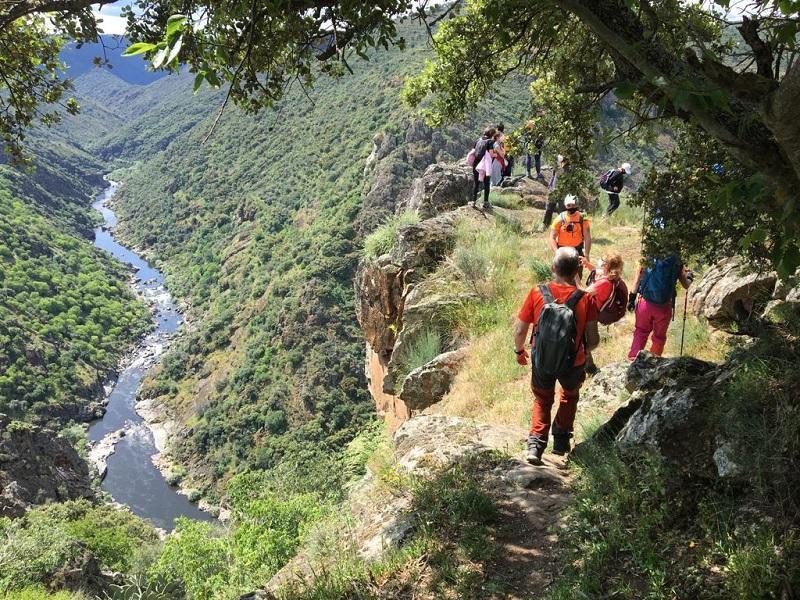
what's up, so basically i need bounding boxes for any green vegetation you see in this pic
[393,327,443,387]
[363,210,420,258]
[103,18,528,497]
[0,500,159,594]
[277,453,503,599]
[0,166,149,425]
[548,332,800,599]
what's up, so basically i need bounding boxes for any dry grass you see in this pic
[429,207,729,433]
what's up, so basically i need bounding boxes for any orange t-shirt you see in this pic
[517,282,598,365]
[551,211,589,248]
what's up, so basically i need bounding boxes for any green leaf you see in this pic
[151,45,169,69]
[193,72,205,93]
[166,14,187,40]
[166,36,183,65]
[122,42,157,57]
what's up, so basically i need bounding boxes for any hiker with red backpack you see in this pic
[513,247,600,465]
[466,127,497,211]
[581,252,628,375]
[627,254,694,360]
[598,162,631,216]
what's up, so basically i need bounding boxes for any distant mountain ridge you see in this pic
[61,35,166,86]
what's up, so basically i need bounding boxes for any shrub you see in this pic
[527,256,551,283]
[0,500,158,593]
[394,328,443,387]
[362,210,420,257]
[489,191,524,210]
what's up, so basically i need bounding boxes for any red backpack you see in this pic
[586,271,627,325]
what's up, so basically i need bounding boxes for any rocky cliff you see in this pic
[0,414,95,517]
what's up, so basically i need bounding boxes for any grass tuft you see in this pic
[363,210,420,257]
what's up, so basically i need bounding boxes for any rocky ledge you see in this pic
[0,414,95,517]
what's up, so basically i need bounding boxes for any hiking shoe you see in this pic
[526,436,546,465]
[482,203,492,212]
[551,430,573,456]
[585,363,599,377]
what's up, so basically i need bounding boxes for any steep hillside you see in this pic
[97,21,529,494]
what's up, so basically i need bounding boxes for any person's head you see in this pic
[496,123,505,133]
[600,252,624,279]
[621,162,632,174]
[493,131,503,141]
[552,247,581,281]
[564,194,579,213]
[526,120,534,130]
[483,126,496,138]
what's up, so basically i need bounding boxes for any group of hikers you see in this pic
[468,123,694,466]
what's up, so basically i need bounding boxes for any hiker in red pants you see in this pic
[513,247,600,465]
[627,255,694,359]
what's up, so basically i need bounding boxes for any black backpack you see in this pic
[532,284,585,378]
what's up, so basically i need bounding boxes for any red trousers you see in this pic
[529,365,585,440]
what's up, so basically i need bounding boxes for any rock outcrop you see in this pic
[589,353,742,481]
[267,415,555,595]
[355,203,476,427]
[0,414,95,517]
[689,257,777,332]
[399,348,468,411]
[404,162,473,218]
[494,174,549,209]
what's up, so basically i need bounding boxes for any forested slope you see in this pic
[100,21,529,493]
[0,139,149,426]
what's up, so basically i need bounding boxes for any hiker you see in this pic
[581,252,628,375]
[533,133,544,179]
[492,130,507,186]
[513,247,600,464]
[627,255,694,360]
[549,194,591,268]
[522,121,534,178]
[467,127,496,210]
[542,154,567,228]
[598,162,631,216]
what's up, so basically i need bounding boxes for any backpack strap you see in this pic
[565,289,585,311]
[538,283,555,305]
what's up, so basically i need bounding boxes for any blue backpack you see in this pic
[639,256,681,305]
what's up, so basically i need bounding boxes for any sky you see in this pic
[93,2,130,35]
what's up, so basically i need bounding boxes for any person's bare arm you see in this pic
[631,265,644,293]
[585,320,600,352]
[549,227,559,252]
[583,223,592,261]
[513,318,530,352]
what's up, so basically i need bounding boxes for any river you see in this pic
[87,181,212,531]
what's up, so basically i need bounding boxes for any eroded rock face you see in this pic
[590,354,742,481]
[580,362,629,406]
[689,257,777,332]
[405,162,473,218]
[399,348,468,411]
[0,414,95,517]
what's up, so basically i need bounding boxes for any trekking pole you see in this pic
[679,291,689,357]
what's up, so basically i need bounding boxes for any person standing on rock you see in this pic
[626,254,694,359]
[492,129,507,186]
[469,127,496,210]
[513,247,600,465]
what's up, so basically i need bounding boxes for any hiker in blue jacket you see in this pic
[627,254,694,359]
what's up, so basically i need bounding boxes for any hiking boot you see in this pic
[551,429,573,456]
[482,203,492,212]
[585,363,599,377]
[526,436,546,465]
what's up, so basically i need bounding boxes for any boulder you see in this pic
[588,354,742,481]
[580,362,629,406]
[0,414,95,517]
[405,162,473,219]
[398,348,468,411]
[689,257,777,332]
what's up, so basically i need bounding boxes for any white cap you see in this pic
[564,194,578,207]
[621,162,632,173]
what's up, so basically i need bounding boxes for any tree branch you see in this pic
[737,16,774,79]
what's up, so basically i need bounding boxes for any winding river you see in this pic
[87,181,211,531]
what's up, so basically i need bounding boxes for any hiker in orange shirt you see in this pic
[549,194,591,283]
[513,247,600,465]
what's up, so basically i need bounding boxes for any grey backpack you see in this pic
[532,284,585,378]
